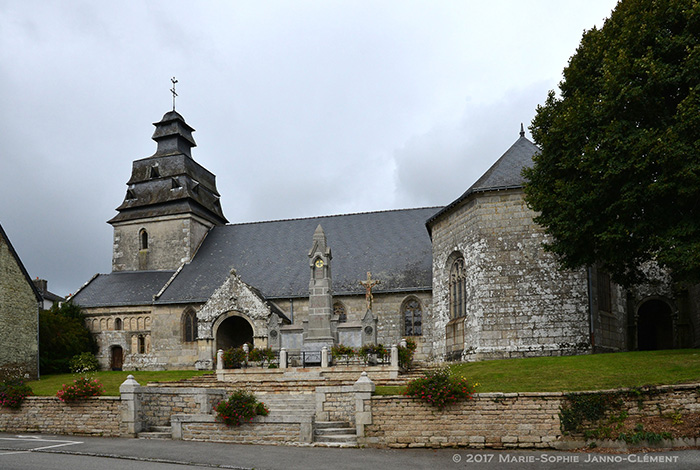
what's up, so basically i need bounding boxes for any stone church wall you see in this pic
[150,304,200,369]
[430,189,590,361]
[0,237,39,379]
[112,215,213,271]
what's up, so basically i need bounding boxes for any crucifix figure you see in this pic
[170,77,178,111]
[360,271,381,311]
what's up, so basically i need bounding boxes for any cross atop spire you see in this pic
[170,77,178,111]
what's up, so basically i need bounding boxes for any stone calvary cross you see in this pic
[360,271,381,311]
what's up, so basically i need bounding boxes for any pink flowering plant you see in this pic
[56,376,104,402]
[405,367,477,410]
[0,379,33,409]
[215,390,269,426]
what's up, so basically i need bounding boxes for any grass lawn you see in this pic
[28,370,212,397]
[376,349,700,395]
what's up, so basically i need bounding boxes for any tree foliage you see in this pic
[525,0,700,287]
[39,303,96,374]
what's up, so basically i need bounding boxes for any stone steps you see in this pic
[314,421,357,447]
[137,425,172,439]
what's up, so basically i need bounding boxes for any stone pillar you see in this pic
[321,346,329,368]
[390,344,398,368]
[216,349,224,371]
[280,348,288,369]
[119,374,142,437]
[353,371,375,438]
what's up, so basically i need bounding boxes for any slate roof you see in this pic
[71,271,176,308]
[155,207,441,304]
[426,132,540,231]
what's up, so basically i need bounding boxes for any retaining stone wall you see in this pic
[361,392,562,448]
[0,396,121,436]
[138,386,225,428]
[316,385,355,424]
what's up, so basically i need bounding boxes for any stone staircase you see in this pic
[314,421,357,447]
[141,366,437,445]
[137,425,172,439]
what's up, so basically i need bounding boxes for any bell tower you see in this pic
[108,110,228,272]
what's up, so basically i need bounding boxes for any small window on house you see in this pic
[115,318,122,331]
[191,181,200,194]
[403,298,423,336]
[183,309,197,342]
[140,229,148,250]
[125,189,136,201]
[149,166,160,179]
[449,257,466,319]
[333,302,347,323]
[138,335,146,354]
[171,177,181,189]
[597,270,612,312]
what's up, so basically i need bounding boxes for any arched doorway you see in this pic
[110,345,123,371]
[215,315,254,351]
[637,299,674,350]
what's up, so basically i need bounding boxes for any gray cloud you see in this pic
[0,0,618,296]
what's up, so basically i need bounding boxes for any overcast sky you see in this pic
[0,0,619,297]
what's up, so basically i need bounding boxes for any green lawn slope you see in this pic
[378,349,700,395]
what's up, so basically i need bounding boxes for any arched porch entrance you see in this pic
[215,314,254,351]
[637,299,674,350]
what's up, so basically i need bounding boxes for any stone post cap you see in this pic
[243,343,249,353]
[119,374,141,392]
[354,371,375,393]
[399,338,407,348]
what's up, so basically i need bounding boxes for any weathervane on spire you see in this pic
[170,77,178,111]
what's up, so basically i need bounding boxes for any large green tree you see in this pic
[39,303,96,374]
[525,0,700,287]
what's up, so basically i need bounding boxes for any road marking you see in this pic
[0,436,83,455]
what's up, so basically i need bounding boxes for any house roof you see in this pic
[0,223,42,303]
[71,271,176,308]
[426,130,540,231]
[156,206,441,304]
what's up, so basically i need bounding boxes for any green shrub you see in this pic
[405,367,476,410]
[56,376,104,402]
[359,344,389,364]
[69,352,100,373]
[222,347,246,368]
[398,338,417,370]
[331,344,356,364]
[215,390,269,426]
[248,347,275,367]
[0,379,33,409]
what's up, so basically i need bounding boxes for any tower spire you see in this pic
[520,123,525,138]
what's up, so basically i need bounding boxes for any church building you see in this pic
[71,110,699,371]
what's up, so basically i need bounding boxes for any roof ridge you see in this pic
[224,206,444,227]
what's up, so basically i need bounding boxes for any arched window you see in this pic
[140,229,148,250]
[402,297,422,336]
[333,302,347,323]
[115,318,122,331]
[183,309,197,342]
[449,257,466,319]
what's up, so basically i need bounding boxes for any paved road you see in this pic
[0,433,699,470]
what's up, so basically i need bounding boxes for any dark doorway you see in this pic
[111,345,123,371]
[216,316,254,351]
[637,300,674,350]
